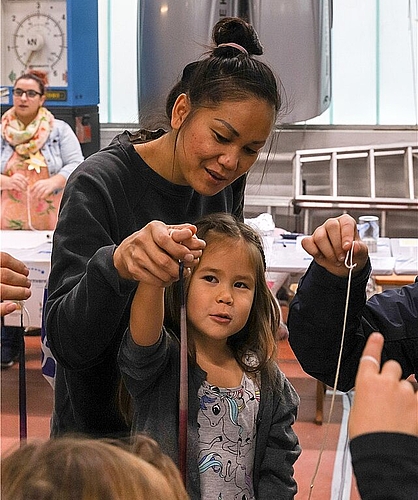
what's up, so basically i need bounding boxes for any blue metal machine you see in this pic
[1,0,100,156]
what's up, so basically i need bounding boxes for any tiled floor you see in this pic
[1,335,53,454]
[1,335,362,499]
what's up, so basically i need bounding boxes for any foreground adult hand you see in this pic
[113,221,206,286]
[302,214,369,277]
[348,332,418,439]
[0,252,31,316]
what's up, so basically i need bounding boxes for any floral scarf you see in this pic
[2,106,53,154]
[1,106,62,230]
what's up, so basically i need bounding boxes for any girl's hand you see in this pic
[348,332,418,439]
[113,221,206,286]
[301,214,369,277]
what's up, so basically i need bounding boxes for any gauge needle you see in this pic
[25,50,35,68]
[25,34,44,68]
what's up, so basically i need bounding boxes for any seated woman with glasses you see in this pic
[1,70,83,231]
[0,70,83,368]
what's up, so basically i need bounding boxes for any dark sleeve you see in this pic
[289,260,418,390]
[118,328,171,396]
[257,372,301,499]
[363,280,418,377]
[45,153,137,370]
[288,260,371,391]
[350,432,418,500]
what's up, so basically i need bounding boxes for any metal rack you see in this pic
[292,143,418,234]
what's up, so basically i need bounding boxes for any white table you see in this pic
[2,230,415,326]
[264,236,395,277]
[390,238,418,275]
[1,230,53,249]
[368,237,396,276]
[1,230,53,328]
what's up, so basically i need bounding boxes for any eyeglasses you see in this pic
[13,88,43,98]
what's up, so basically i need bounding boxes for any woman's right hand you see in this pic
[113,221,206,286]
[0,173,28,192]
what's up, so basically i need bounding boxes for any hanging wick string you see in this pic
[308,242,357,498]
[17,300,31,444]
[26,179,60,232]
[178,261,188,485]
[26,188,40,232]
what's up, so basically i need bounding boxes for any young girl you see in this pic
[119,213,301,500]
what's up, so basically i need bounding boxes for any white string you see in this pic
[308,242,357,499]
[16,301,31,333]
[26,189,41,232]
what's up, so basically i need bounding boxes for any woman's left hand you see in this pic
[30,174,66,199]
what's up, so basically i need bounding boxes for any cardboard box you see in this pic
[1,231,52,329]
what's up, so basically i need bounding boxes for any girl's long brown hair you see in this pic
[165,212,280,387]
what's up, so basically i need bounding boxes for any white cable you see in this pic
[308,242,357,499]
[26,188,42,232]
[16,300,32,333]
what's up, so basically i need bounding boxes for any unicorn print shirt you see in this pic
[198,373,260,500]
[119,326,301,500]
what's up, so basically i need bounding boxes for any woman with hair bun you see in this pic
[45,17,287,441]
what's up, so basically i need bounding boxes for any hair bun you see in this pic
[28,70,49,87]
[212,17,263,56]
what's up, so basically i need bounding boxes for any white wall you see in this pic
[98,0,138,123]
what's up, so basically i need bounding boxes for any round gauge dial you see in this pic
[1,0,68,87]
[14,13,65,72]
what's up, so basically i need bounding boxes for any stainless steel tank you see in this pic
[137,0,332,124]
